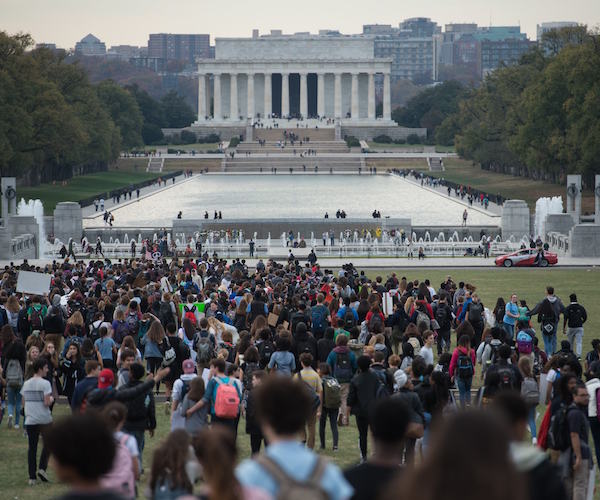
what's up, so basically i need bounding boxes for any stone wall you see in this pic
[569,224,600,257]
[501,200,530,241]
[342,125,427,140]
[545,213,575,236]
[53,202,83,245]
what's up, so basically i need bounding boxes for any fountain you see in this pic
[17,198,49,256]
[534,196,563,239]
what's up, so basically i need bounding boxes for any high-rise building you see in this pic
[74,34,106,56]
[473,27,534,77]
[147,33,211,65]
[107,45,145,60]
[536,22,579,42]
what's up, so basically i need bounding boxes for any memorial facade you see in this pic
[194,34,394,125]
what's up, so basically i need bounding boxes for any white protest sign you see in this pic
[382,292,394,316]
[16,271,51,296]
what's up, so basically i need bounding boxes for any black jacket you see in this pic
[348,371,380,417]
[87,378,155,409]
[123,379,156,432]
[317,338,335,363]
[563,303,587,328]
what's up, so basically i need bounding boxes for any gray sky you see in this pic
[3,0,599,47]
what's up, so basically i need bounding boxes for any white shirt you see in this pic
[586,378,600,417]
[420,345,434,366]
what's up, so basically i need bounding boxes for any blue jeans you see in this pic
[528,406,537,439]
[6,385,22,425]
[502,323,514,342]
[542,333,557,356]
[456,377,472,407]
[126,429,145,471]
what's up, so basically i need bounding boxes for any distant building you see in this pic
[75,34,106,56]
[147,33,211,65]
[107,45,145,60]
[473,27,534,77]
[536,22,579,42]
[364,18,440,83]
[35,43,57,50]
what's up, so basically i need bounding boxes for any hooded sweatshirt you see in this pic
[449,346,475,379]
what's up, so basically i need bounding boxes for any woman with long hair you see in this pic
[493,297,506,328]
[449,335,476,407]
[5,295,21,331]
[116,335,142,367]
[142,319,166,379]
[192,426,270,500]
[1,325,26,428]
[233,299,248,332]
[387,411,526,500]
[58,343,85,404]
[249,315,267,340]
[24,345,41,380]
[518,356,538,443]
[150,429,198,499]
[181,377,207,437]
[178,318,198,362]
[64,311,85,340]
[40,341,60,403]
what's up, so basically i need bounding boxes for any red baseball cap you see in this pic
[98,369,114,389]
[182,359,195,374]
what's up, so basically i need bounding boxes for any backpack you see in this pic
[100,434,136,499]
[372,368,391,397]
[183,305,197,326]
[322,376,341,409]
[311,306,327,333]
[415,309,431,330]
[29,307,44,331]
[548,404,574,451]
[179,378,192,402]
[497,365,517,390]
[368,314,384,333]
[243,362,261,392]
[258,340,275,369]
[435,306,450,331]
[516,331,533,354]
[333,351,353,383]
[456,351,474,380]
[196,333,215,364]
[114,320,130,345]
[90,321,102,343]
[254,454,328,500]
[159,301,174,327]
[125,313,139,337]
[343,309,356,330]
[521,377,540,406]
[468,303,483,325]
[213,378,240,419]
[6,359,24,388]
[540,310,557,336]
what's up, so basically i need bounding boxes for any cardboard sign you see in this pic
[382,292,393,316]
[268,312,279,327]
[16,271,51,296]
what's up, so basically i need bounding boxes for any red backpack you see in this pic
[213,378,240,419]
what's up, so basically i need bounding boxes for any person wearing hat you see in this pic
[392,367,425,464]
[171,359,198,431]
[86,366,169,409]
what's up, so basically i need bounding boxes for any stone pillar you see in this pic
[595,174,600,222]
[501,200,530,241]
[264,73,272,118]
[213,73,222,120]
[1,177,17,220]
[566,174,582,223]
[351,73,359,119]
[334,73,342,119]
[317,73,325,118]
[368,72,375,119]
[300,72,308,119]
[570,224,600,257]
[247,73,255,119]
[383,72,391,120]
[197,74,206,121]
[281,73,289,118]
[53,202,82,247]
[230,73,238,121]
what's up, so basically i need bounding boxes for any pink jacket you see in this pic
[449,346,476,379]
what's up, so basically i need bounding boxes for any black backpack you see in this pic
[258,340,275,369]
[343,309,356,330]
[468,303,483,325]
[548,403,574,451]
[457,351,474,380]
[159,302,174,327]
[435,305,450,330]
[334,351,353,383]
[496,365,517,390]
[368,314,384,333]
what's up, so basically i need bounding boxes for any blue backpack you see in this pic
[311,305,327,333]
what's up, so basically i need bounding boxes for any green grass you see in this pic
[18,171,161,215]
[369,142,424,151]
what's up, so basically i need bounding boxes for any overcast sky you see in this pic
[3,0,599,47]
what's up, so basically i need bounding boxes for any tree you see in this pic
[96,80,143,149]
[161,90,196,128]
[127,84,165,144]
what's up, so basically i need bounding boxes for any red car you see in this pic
[495,248,558,268]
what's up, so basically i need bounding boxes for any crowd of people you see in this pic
[0,255,595,500]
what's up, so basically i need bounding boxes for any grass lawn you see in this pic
[369,142,424,152]
[432,158,594,212]
[2,267,599,498]
[18,171,161,215]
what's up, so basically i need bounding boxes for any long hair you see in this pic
[387,410,526,500]
[147,320,165,344]
[192,426,243,500]
[150,430,193,495]
[182,318,196,341]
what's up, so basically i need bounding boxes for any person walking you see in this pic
[249,239,255,258]
[449,335,476,407]
[295,353,322,450]
[21,358,54,485]
[563,294,587,358]
[502,294,520,342]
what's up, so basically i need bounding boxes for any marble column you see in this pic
[368,72,375,119]
[264,73,272,118]
[281,73,289,118]
[230,73,238,120]
[334,73,342,119]
[317,73,325,118]
[383,72,391,120]
[300,72,308,118]
[213,73,222,120]
[197,74,206,121]
[351,73,359,119]
[247,73,255,119]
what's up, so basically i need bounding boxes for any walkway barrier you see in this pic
[546,231,569,253]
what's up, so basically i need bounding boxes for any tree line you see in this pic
[393,27,599,186]
[0,32,196,186]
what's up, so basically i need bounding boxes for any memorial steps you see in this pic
[222,153,364,173]
[235,140,350,154]
[252,127,336,142]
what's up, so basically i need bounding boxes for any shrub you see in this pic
[167,148,178,154]
[201,133,221,144]
[394,138,406,144]
[373,134,392,143]
[406,134,421,145]
[229,137,240,147]
[345,135,360,147]
[180,130,197,144]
